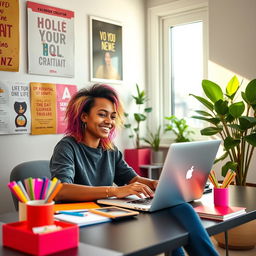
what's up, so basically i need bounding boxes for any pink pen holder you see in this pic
[213,187,229,207]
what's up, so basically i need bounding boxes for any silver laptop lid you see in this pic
[150,140,221,212]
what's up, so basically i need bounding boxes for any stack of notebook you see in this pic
[194,205,246,221]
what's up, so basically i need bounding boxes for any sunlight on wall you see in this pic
[208,61,249,90]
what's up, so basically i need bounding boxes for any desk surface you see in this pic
[0,185,256,256]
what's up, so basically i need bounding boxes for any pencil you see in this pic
[45,183,63,203]
[11,182,28,203]
[46,177,58,198]
[209,170,219,188]
[17,181,30,201]
[224,172,236,188]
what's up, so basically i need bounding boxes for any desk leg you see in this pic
[224,231,229,256]
[148,167,152,179]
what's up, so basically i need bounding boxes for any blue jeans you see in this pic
[167,203,219,256]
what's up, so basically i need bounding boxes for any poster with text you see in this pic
[56,84,77,133]
[90,16,123,83]
[30,82,56,134]
[0,81,30,134]
[0,0,19,72]
[27,1,74,77]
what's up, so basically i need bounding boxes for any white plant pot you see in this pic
[151,150,164,165]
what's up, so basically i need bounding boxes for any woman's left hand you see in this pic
[150,180,158,190]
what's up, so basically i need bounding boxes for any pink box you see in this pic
[3,220,79,255]
[124,148,151,177]
[213,187,229,207]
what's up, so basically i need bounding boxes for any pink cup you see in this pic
[213,187,229,207]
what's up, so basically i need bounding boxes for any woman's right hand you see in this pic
[112,182,154,199]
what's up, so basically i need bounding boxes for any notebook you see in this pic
[54,211,111,227]
[194,205,246,221]
[98,140,221,212]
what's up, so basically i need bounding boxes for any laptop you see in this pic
[98,140,221,212]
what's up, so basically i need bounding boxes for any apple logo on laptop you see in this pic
[186,166,194,179]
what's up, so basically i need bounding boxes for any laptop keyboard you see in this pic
[127,198,153,205]
[127,183,211,205]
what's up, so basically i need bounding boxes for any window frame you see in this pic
[147,0,208,145]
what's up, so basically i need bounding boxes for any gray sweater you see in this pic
[50,136,137,186]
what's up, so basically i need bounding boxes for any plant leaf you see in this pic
[214,100,229,115]
[226,75,239,97]
[224,136,240,150]
[244,133,256,146]
[200,127,222,136]
[124,112,129,117]
[189,94,214,111]
[214,151,229,164]
[124,124,131,128]
[144,107,152,113]
[239,116,256,130]
[202,79,223,103]
[191,116,220,125]
[134,113,146,122]
[227,124,244,132]
[241,92,250,104]
[194,110,213,117]
[225,114,235,123]
[221,161,238,177]
[245,79,256,104]
[229,101,245,118]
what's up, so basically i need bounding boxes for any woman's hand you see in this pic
[150,179,158,190]
[112,182,154,199]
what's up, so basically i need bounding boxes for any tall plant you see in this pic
[124,84,152,148]
[190,76,256,185]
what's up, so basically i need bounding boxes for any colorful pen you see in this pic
[58,211,87,217]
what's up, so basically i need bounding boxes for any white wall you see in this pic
[0,0,146,213]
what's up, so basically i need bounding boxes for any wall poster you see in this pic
[0,0,19,72]
[30,82,77,135]
[90,16,123,83]
[27,1,74,77]
[56,84,77,134]
[0,81,31,134]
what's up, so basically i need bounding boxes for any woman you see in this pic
[50,84,219,256]
[95,52,121,80]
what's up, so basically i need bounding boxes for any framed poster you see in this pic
[27,1,74,77]
[90,16,123,83]
[0,0,19,72]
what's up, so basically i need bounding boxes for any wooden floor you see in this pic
[157,239,256,255]
[212,238,256,256]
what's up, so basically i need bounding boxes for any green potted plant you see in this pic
[124,84,152,176]
[190,75,256,249]
[190,76,256,185]
[124,84,152,148]
[143,125,163,164]
[164,115,194,142]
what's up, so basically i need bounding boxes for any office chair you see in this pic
[10,160,51,211]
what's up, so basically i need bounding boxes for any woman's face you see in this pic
[104,52,112,65]
[81,97,116,141]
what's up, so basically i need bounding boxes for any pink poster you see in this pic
[56,84,77,133]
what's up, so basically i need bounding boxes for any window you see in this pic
[168,21,203,127]
[147,0,208,142]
